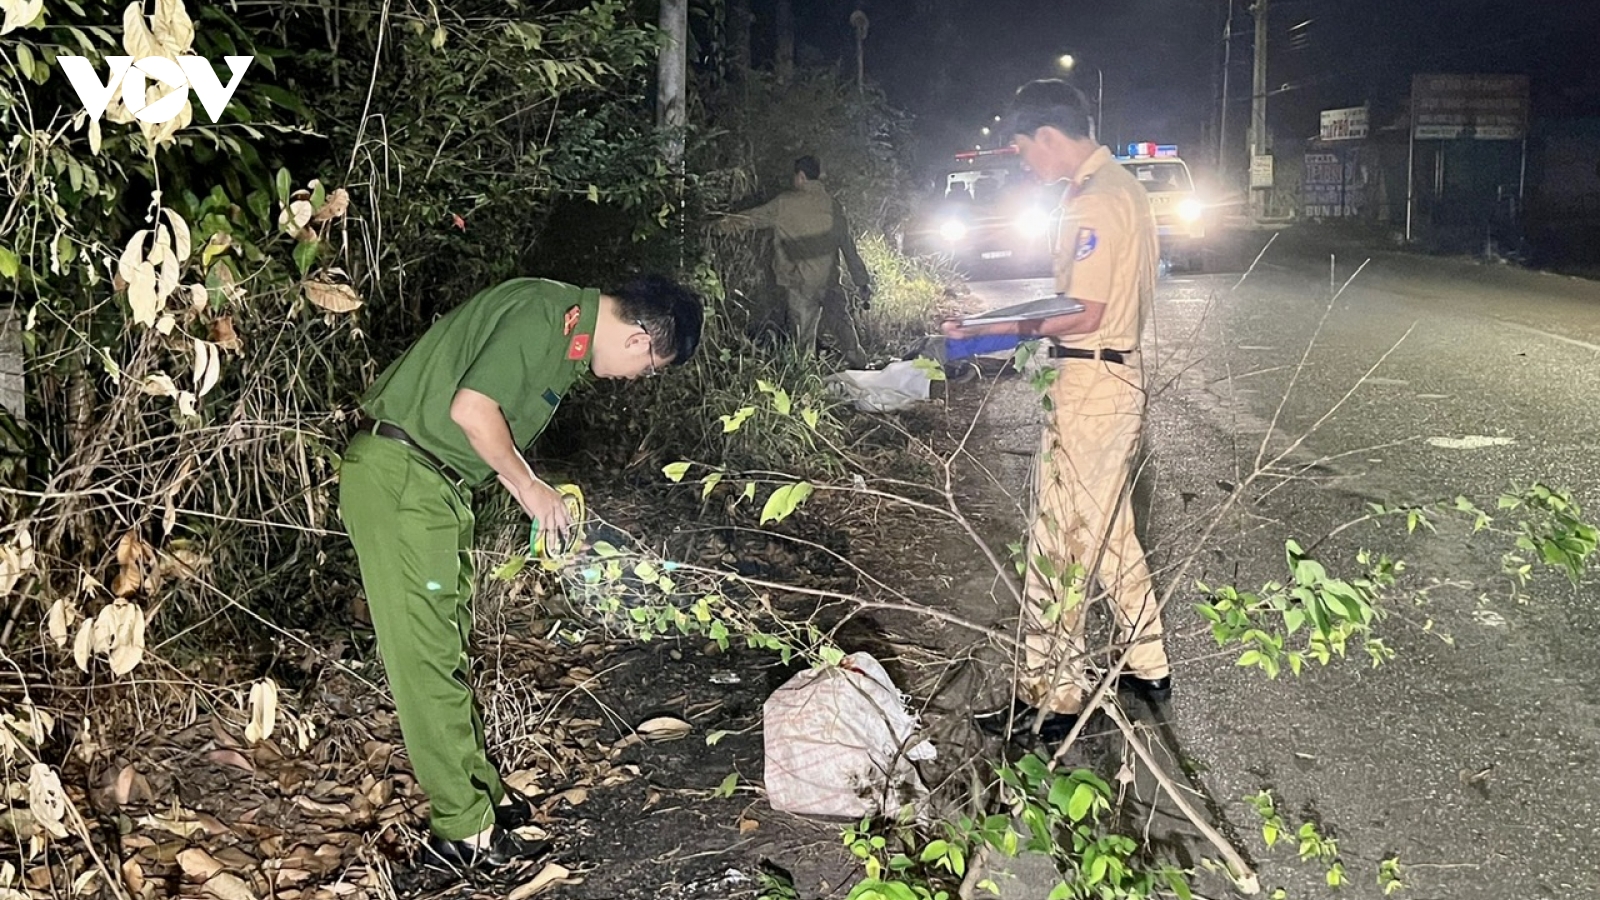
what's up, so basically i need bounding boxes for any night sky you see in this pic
[760,0,1600,173]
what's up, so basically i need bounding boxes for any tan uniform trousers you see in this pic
[782,284,868,367]
[1020,358,1169,714]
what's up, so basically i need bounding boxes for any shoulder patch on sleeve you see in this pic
[1074,227,1099,261]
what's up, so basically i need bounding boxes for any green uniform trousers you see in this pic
[338,431,505,840]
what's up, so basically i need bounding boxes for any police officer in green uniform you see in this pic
[718,155,874,367]
[338,274,703,872]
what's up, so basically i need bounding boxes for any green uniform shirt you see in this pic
[361,278,598,486]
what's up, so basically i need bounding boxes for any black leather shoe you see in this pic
[421,826,549,875]
[974,698,1080,744]
[1118,673,1173,704]
[494,787,538,832]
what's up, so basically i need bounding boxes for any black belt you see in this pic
[358,419,468,484]
[1047,346,1132,365]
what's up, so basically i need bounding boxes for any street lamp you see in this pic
[1057,54,1104,142]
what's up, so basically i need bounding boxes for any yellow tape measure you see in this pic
[530,483,586,562]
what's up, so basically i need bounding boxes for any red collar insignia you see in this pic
[566,333,591,360]
[563,305,581,336]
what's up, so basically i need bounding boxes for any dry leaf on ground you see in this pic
[139,809,208,839]
[119,858,145,894]
[204,749,254,773]
[504,770,542,797]
[177,848,225,881]
[291,796,351,816]
[636,716,692,741]
[506,863,577,900]
[201,872,257,900]
[552,787,587,807]
[111,763,153,807]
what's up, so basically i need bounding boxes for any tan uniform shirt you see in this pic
[1053,146,1159,353]
[728,180,871,298]
[1018,146,1171,710]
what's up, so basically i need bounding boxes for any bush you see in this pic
[856,233,959,351]
[0,0,674,650]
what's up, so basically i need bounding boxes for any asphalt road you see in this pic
[965,226,1600,900]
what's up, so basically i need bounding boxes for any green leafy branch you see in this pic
[1243,791,1404,893]
[1362,483,1596,598]
[1201,482,1598,679]
[842,752,1193,900]
[1492,483,1598,589]
[1197,541,1400,678]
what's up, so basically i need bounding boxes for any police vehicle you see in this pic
[1117,142,1208,271]
[909,146,1062,277]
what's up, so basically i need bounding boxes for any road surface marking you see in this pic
[1426,435,1514,450]
[1490,318,1600,353]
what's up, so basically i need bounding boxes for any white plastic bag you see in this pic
[763,652,936,819]
[824,360,934,412]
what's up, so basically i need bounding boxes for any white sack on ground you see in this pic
[763,652,936,819]
[824,360,933,412]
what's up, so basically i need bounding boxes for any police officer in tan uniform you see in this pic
[942,80,1171,743]
[718,156,874,367]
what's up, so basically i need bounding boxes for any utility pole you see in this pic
[850,10,869,96]
[775,0,795,85]
[1249,0,1269,218]
[1095,69,1104,145]
[1218,0,1234,181]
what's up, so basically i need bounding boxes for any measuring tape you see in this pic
[530,482,586,563]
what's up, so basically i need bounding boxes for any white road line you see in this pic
[1493,318,1600,353]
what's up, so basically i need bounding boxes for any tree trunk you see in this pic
[775,0,794,84]
[657,0,687,172]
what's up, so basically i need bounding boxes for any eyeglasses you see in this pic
[635,319,658,377]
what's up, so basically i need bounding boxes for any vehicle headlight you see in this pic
[939,219,968,242]
[1016,207,1052,237]
[1177,199,1204,222]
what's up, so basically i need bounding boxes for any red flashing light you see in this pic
[1124,142,1180,159]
